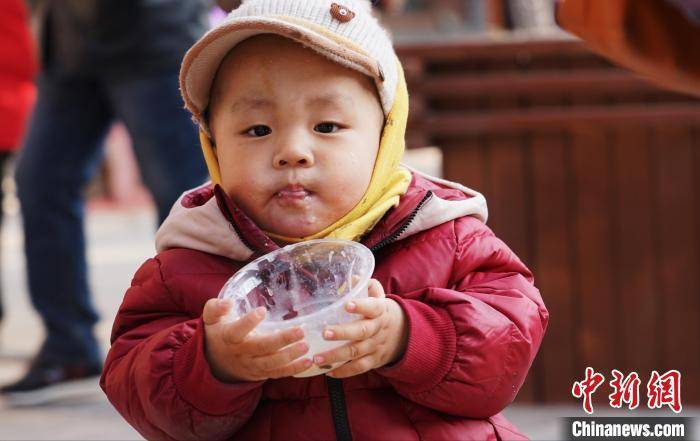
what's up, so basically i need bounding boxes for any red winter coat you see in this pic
[0,0,36,150]
[101,168,548,440]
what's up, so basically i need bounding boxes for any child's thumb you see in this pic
[203,298,233,326]
[367,279,386,298]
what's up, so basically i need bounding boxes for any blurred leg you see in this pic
[0,151,12,326]
[14,73,112,365]
[106,72,208,225]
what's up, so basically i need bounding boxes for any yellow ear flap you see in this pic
[199,130,222,185]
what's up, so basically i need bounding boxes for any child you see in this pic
[101,1,548,439]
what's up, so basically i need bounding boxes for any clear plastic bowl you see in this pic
[218,239,375,377]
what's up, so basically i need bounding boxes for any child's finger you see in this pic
[344,297,385,319]
[313,339,373,367]
[265,357,314,379]
[222,307,266,344]
[324,316,380,341]
[242,327,305,356]
[326,355,375,379]
[202,298,233,326]
[367,279,386,298]
[254,341,310,372]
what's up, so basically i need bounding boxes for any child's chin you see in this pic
[269,219,324,238]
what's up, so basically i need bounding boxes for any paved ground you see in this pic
[0,151,697,440]
[0,206,151,440]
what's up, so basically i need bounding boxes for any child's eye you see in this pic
[314,122,340,134]
[246,125,272,137]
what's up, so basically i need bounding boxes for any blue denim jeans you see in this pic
[14,71,208,364]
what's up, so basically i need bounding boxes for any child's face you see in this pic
[209,35,384,238]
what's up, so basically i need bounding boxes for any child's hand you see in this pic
[313,279,408,378]
[202,299,313,382]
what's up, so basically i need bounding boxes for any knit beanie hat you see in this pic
[180,0,399,130]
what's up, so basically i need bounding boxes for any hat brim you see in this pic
[180,15,384,129]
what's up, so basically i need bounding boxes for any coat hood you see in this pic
[155,165,488,262]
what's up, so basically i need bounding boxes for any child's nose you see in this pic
[272,143,314,169]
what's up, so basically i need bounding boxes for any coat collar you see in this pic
[155,166,488,262]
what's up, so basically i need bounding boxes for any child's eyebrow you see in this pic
[306,93,354,108]
[229,97,273,113]
[228,93,353,114]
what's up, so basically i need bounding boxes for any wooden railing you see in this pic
[396,36,700,403]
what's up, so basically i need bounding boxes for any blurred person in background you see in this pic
[0,0,236,405]
[0,1,37,334]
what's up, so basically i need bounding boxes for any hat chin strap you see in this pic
[199,130,222,185]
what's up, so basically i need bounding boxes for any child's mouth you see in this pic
[275,185,313,206]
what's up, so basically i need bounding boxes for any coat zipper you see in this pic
[370,191,433,253]
[229,221,258,255]
[326,376,352,441]
[325,191,432,440]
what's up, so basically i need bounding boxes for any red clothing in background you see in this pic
[0,0,37,149]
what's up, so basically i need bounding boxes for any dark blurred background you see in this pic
[390,0,700,407]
